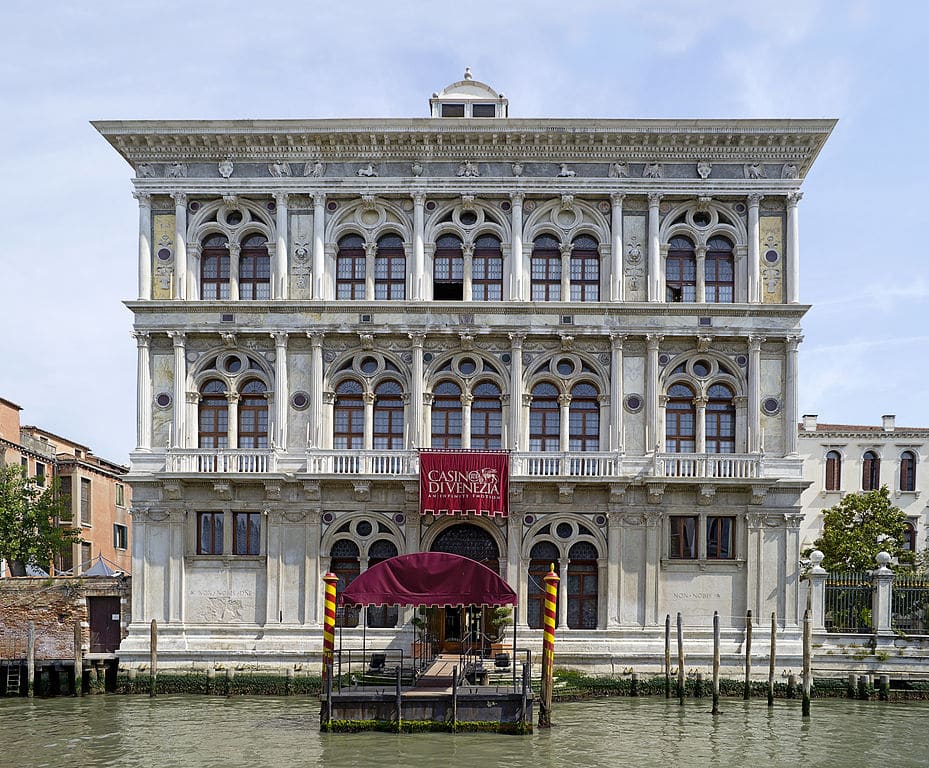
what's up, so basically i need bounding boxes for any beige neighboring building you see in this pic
[0,397,131,576]
[798,414,927,557]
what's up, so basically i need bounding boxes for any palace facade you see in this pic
[95,72,834,668]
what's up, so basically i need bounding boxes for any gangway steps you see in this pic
[4,663,21,695]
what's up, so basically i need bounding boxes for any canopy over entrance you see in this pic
[338,552,517,608]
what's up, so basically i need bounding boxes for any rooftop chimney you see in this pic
[882,414,895,432]
[802,414,818,432]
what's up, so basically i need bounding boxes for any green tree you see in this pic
[0,463,81,576]
[812,486,914,571]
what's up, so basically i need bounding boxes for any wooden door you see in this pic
[88,597,121,653]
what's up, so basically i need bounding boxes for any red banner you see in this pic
[420,451,509,517]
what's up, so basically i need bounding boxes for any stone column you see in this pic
[872,552,894,636]
[558,560,569,631]
[460,392,473,450]
[786,192,802,303]
[227,393,239,448]
[274,192,289,300]
[228,243,241,301]
[187,242,202,300]
[509,333,525,450]
[644,513,661,625]
[321,392,335,450]
[312,193,326,300]
[610,193,624,302]
[363,391,375,450]
[747,194,762,303]
[645,334,662,451]
[509,192,524,301]
[521,393,532,453]
[462,243,474,302]
[609,335,625,452]
[305,509,321,625]
[412,193,425,301]
[807,550,828,632]
[559,242,572,301]
[695,245,706,303]
[647,193,662,302]
[785,335,801,455]
[364,242,376,301]
[308,333,324,447]
[134,332,152,450]
[172,193,187,300]
[134,192,152,300]
[748,335,764,453]
[272,332,288,449]
[422,393,434,449]
[558,393,571,453]
[169,332,186,447]
[409,334,425,448]
[606,511,621,628]
[694,396,707,453]
[506,512,523,613]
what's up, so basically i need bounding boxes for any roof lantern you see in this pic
[429,68,508,118]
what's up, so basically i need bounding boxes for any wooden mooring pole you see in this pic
[676,612,685,705]
[150,619,157,697]
[26,622,35,698]
[538,565,560,728]
[743,609,752,700]
[664,614,671,699]
[801,607,812,718]
[73,619,83,698]
[767,612,776,707]
[452,665,459,730]
[711,611,720,715]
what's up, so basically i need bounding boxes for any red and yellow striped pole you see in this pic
[539,564,560,728]
[322,572,339,688]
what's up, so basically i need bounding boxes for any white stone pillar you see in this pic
[786,192,802,303]
[274,192,289,300]
[647,193,662,302]
[461,393,473,450]
[606,511,621,628]
[645,334,662,451]
[558,393,571,453]
[872,552,894,636]
[747,194,762,303]
[610,334,625,452]
[228,243,240,301]
[132,332,152,451]
[308,333,324,447]
[185,391,199,448]
[558,560,569,631]
[422,393,434,449]
[172,193,187,300]
[785,335,801,455]
[509,193,524,300]
[363,392,375,450]
[462,243,474,302]
[559,242,572,301]
[695,245,706,304]
[364,242,376,301]
[227,393,239,449]
[412,193,425,301]
[272,332,288,448]
[748,335,764,453]
[312,193,326,300]
[322,392,335,450]
[694,396,707,453]
[169,332,186,447]
[807,550,827,631]
[509,333,525,450]
[134,192,152,301]
[410,334,425,447]
[610,193,624,302]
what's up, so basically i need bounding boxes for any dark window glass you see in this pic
[567,541,598,629]
[570,236,599,302]
[373,380,404,449]
[472,104,496,117]
[529,382,560,452]
[199,380,228,448]
[201,235,230,300]
[472,235,503,301]
[431,380,462,449]
[568,382,599,452]
[238,380,268,449]
[706,384,735,454]
[862,451,881,491]
[707,516,735,559]
[666,236,696,302]
[334,379,364,449]
[366,540,399,628]
[233,512,261,555]
[198,511,224,555]
[471,381,502,450]
[705,236,734,303]
[531,236,561,301]
[441,103,465,117]
[825,450,842,491]
[434,234,463,301]
[900,451,917,492]
[375,235,406,300]
[669,516,697,559]
[336,235,366,300]
[528,541,559,629]
[666,383,695,453]
[331,539,360,628]
[239,234,271,300]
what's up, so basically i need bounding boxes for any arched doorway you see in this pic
[429,522,501,652]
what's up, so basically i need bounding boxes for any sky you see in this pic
[1,0,927,463]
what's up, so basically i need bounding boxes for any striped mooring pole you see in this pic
[538,564,560,728]
[322,572,339,689]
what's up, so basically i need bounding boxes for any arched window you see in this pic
[201,234,230,300]
[568,382,599,451]
[334,380,364,449]
[529,382,560,451]
[862,450,881,491]
[903,522,916,553]
[666,236,696,302]
[472,234,503,301]
[666,383,695,453]
[431,522,500,573]
[366,539,399,628]
[375,234,405,299]
[198,380,228,448]
[431,381,462,448]
[331,539,360,628]
[825,450,842,491]
[471,380,502,450]
[239,233,271,300]
[373,380,404,449]
[336,235,365,299]
[570,235,599,302]
[705,384,735,454]
[900,450,917,492]
[528,541,559,629]
[705,236,734,303]
[531,235,561,301]
[433,234,463,301]
[238,380,268,449]
[567,541,598,630]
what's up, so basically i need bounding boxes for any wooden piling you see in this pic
[694,672,704,698]
[452,664,459,731]
[879,674,890,701]
[26,622,35,698]
[743,610,752,700]
[73,619,83,698]
[325,659,333,728]
[857,675,869,700]
[630,670,638,697]
[149,619,157,697]
[767,612,776,707]
[712,611,720,715]
[847,673,857,699]
[801,607,812,718]
[519,663,529,727]
[664,614,671,699]
[676,612,685,705]
[395,666,402,731]
[206,667,215,695]
[786,674,797,698]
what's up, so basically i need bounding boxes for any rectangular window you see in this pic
[706,517,735,559]
[80,542,92,573]
[441,103,465,117]
[472,103,496,118]
[233,512,261,555]
[35,462,46,484]
[21,456,28,470]
[113,523,128,550]
[669,516,697,559]
[80,478,92,527]
[197,512,224,555]
[58,476,72,522]
[115,483,125,507]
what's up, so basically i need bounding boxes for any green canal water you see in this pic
[2,695,928,768]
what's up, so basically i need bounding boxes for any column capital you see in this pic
[271,332,288,347]
[610,192,626,206]
[322,391,336,405]
[747,193,763,207]
[408,332,426,348]
[786,191,803,207]
[412,192,426,206]
[785,334,803,351]
[307,331,325,347]
[423,392,435,406]
[364,241,377,257]
[693,395,708,407]
[132,330,151,346]
[610,333,627,350]
[521,393,533,407]
[732,395,748,407]
[226,392,240,404]
[559,241,573,258]
[509,191,526,204]
[228,242,241,257]
[313,192,327,205]
[748,334,765,352]
[168,331,187,347]
[186,391,201,405]
[462,243,475,259]
[274,191,289,207]
[645,334,663,351]
[460,393,474,407]
[647,192,662,207]
[557,393,572,407]
[362,392,376,405]
[508,332,526,348]
[171,192,187,206]
[132,191,152,206]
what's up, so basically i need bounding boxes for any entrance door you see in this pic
[88,597,121,653]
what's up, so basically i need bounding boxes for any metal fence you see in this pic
[825,572,873,633]
[892,573,929,635]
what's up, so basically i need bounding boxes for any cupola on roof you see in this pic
[429,68,508,118]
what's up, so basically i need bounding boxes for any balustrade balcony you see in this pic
[652,452,762,479]
[166,448,278,474]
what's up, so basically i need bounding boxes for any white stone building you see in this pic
[95,72,834,668]
[798,414,928,556]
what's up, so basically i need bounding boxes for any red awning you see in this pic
[338,552,517,608]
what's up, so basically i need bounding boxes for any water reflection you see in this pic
[2,695,928,768]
